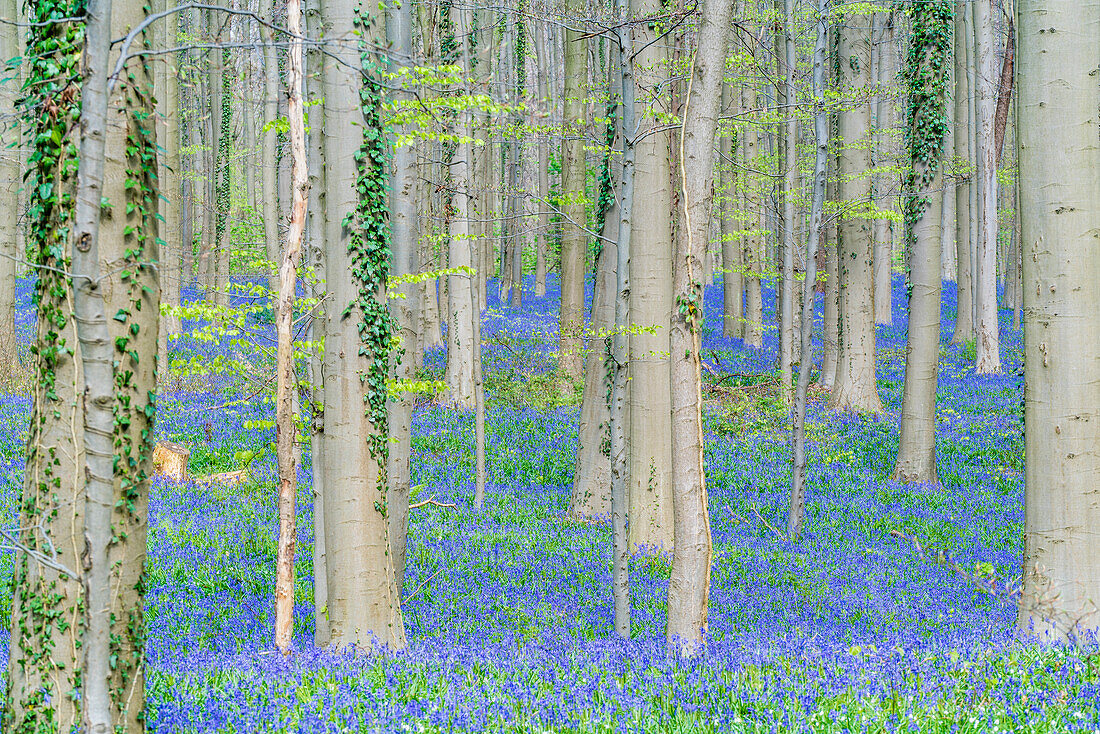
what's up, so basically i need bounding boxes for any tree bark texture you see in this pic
[951,0,974,344]
[668,0,729,654]
[829,12,883,414]
[628,0,674,552]
[319,0,406,651]
[973,0,1001,374]
[1015,0,1100,643]
[559,0,587,381]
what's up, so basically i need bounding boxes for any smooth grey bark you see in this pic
[1015,0,1100,643]
[628,0,674,552]
[0,0,19,368]
[71,0,118,725]
[871,12,895,326]
[443,4,476,410]
[950,0,973,344]
[940,96,957,282]
[302,0,327,645]
[740,65,764,349]
[829,12,883,415]
[777,0,797,398]
[893,20,948,485]
[319,0,406,651]
[570,216,617,519]
[789,0,828,541]
[720,82,742,340]
[386,0,421,593]
[534,22,550,297]
[668,0,729,655]
[608,0,634,637]
[972,0,1000,374]
[559,0,587,381]
[156,0,182,369]
[260,0,282,298]
[819,161,839,390]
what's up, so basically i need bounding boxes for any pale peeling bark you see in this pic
[668,0,728,655]
[628,0,674,552]
[319,0,406,652]
[274,0,309,653]
[972,0,1000,374]
[559,0,587,381]
[386,0,420,593]
[1015,0,1100,643]
[829,13,883,415]
[950,0,973,344]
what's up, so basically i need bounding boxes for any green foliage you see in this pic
[351,7,396,485]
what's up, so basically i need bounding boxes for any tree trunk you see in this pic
[0,0,19,369]
[261,0,282,298]
[274,0,309,654]
[872,12,895,326]
[777,0,797,398]
[950,0,973,344]
[973,0,1001,374]
[668,0,729,655]
[819,161,839,390]
[319,0,406,651]
[740,71,764,349]
[559,0,587,381]
[443,5,476,410]
[789,0,828,540]
[1015,0,1100,642]
[303,0,327,644]
[628,0,674,552]
[829,12,883,414]
[158,0,182,365]
[608,0,635,636]
[893,0,950,485]
[720,82,742,340]
[570,212,617,519]
[386,0,421,595]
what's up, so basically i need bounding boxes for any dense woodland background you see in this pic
[0,0,1098,730]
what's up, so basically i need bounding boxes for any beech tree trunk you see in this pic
[261,0,282,298]
[443,4,476,410]
[386,0,421,593]
[872,12,895,326]
[829,11,883,414]
[0,0,19,369]
[951,0,974,344]
[720,82,742,340]
[319,0,406,651]
[558,0,587,381]
[789,0,828,540]
[628,0,674,552]
[668,0,729,654]
[1015,0,1100,643]
[972,0,1001,374]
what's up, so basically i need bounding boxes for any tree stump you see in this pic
[152,441,190,482]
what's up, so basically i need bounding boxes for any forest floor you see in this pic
[3,274,1099,732]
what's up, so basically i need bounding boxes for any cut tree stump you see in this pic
[152,441,190,482]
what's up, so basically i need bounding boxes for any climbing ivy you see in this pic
[4,0,84,727]
[109,14,160,724]
[901,0,952,253]
[351,3,396,476]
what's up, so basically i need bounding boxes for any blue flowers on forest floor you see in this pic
[4,275,1098,732]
